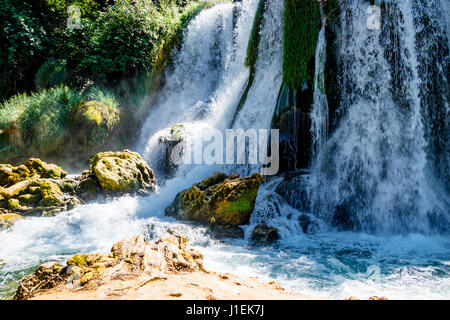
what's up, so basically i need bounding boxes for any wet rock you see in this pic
[76,176,99,201]
[166,172,263,226]
[275,173,310,212]
[0,213,23,229]
[251,223,280,244]
[89,149,156,194]
[14,234,204,300]
[0,150,156,225]
[298,214,320,234]
[0,159,67,188]
[158,123,185,177]
[208,225,245,240]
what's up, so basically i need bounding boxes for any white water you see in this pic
[1,0,449,300]
[137,1,258,178]
[310,23,328,158]
[306,0,449,234]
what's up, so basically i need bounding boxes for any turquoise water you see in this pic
[1,186,449,300]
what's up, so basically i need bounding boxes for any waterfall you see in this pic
[304,0,449,234]
[137,0,259,178]
[232,0,284,131]
[1,0,450,301]
[310,5,329,158]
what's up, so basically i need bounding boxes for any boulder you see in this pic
[14,262,64,300]
[275,173,310,212]
[166,172,263,226]
[14,234,204,300]
[89,150,156,194]
[0,150,156,225]
[158,123,185,177]
[251,223,280,244]
[0,159,67,188]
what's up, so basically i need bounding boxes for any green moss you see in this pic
[245,0,267,76]
[39,180,63,207]
[282,0,321,88]
[18,193,41,204]
[67,254,89,268]
[8,198,20,210]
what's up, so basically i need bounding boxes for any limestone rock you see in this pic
[166,172,263,226]
[14,262,64,300]
[14,233,204,300]
[89,149,156,194]
[0,150,156,224]
[0,159,67,188]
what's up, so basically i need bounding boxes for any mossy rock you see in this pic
[8,198,20,210]
[0,159,67,188]
[166,173,263,226]
[0,213,22,229]
[39,180,63,207]
[89,150,156,194]
[18,193,41,205]
[69,100,119,153]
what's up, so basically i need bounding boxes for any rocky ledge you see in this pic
[0,149,155,228]
[14,234,315,300]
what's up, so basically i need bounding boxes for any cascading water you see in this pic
[310,8,329,158]
[137,0,259,179]
[0,0,449,300]
[305,0,450,234]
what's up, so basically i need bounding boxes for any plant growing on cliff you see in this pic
[282,0,321,89]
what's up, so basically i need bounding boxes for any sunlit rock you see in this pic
[166,172,263,226]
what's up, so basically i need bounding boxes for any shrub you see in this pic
[34,58,68,90]
[0,85,119,161]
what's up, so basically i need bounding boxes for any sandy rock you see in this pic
[14,233,203,300]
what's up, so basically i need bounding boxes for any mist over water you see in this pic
[1,0,449,300]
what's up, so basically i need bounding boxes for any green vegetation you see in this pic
[0,85,119,162]
[245,0,267,76]
[282,0,320,89]
[0,0,217,166]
